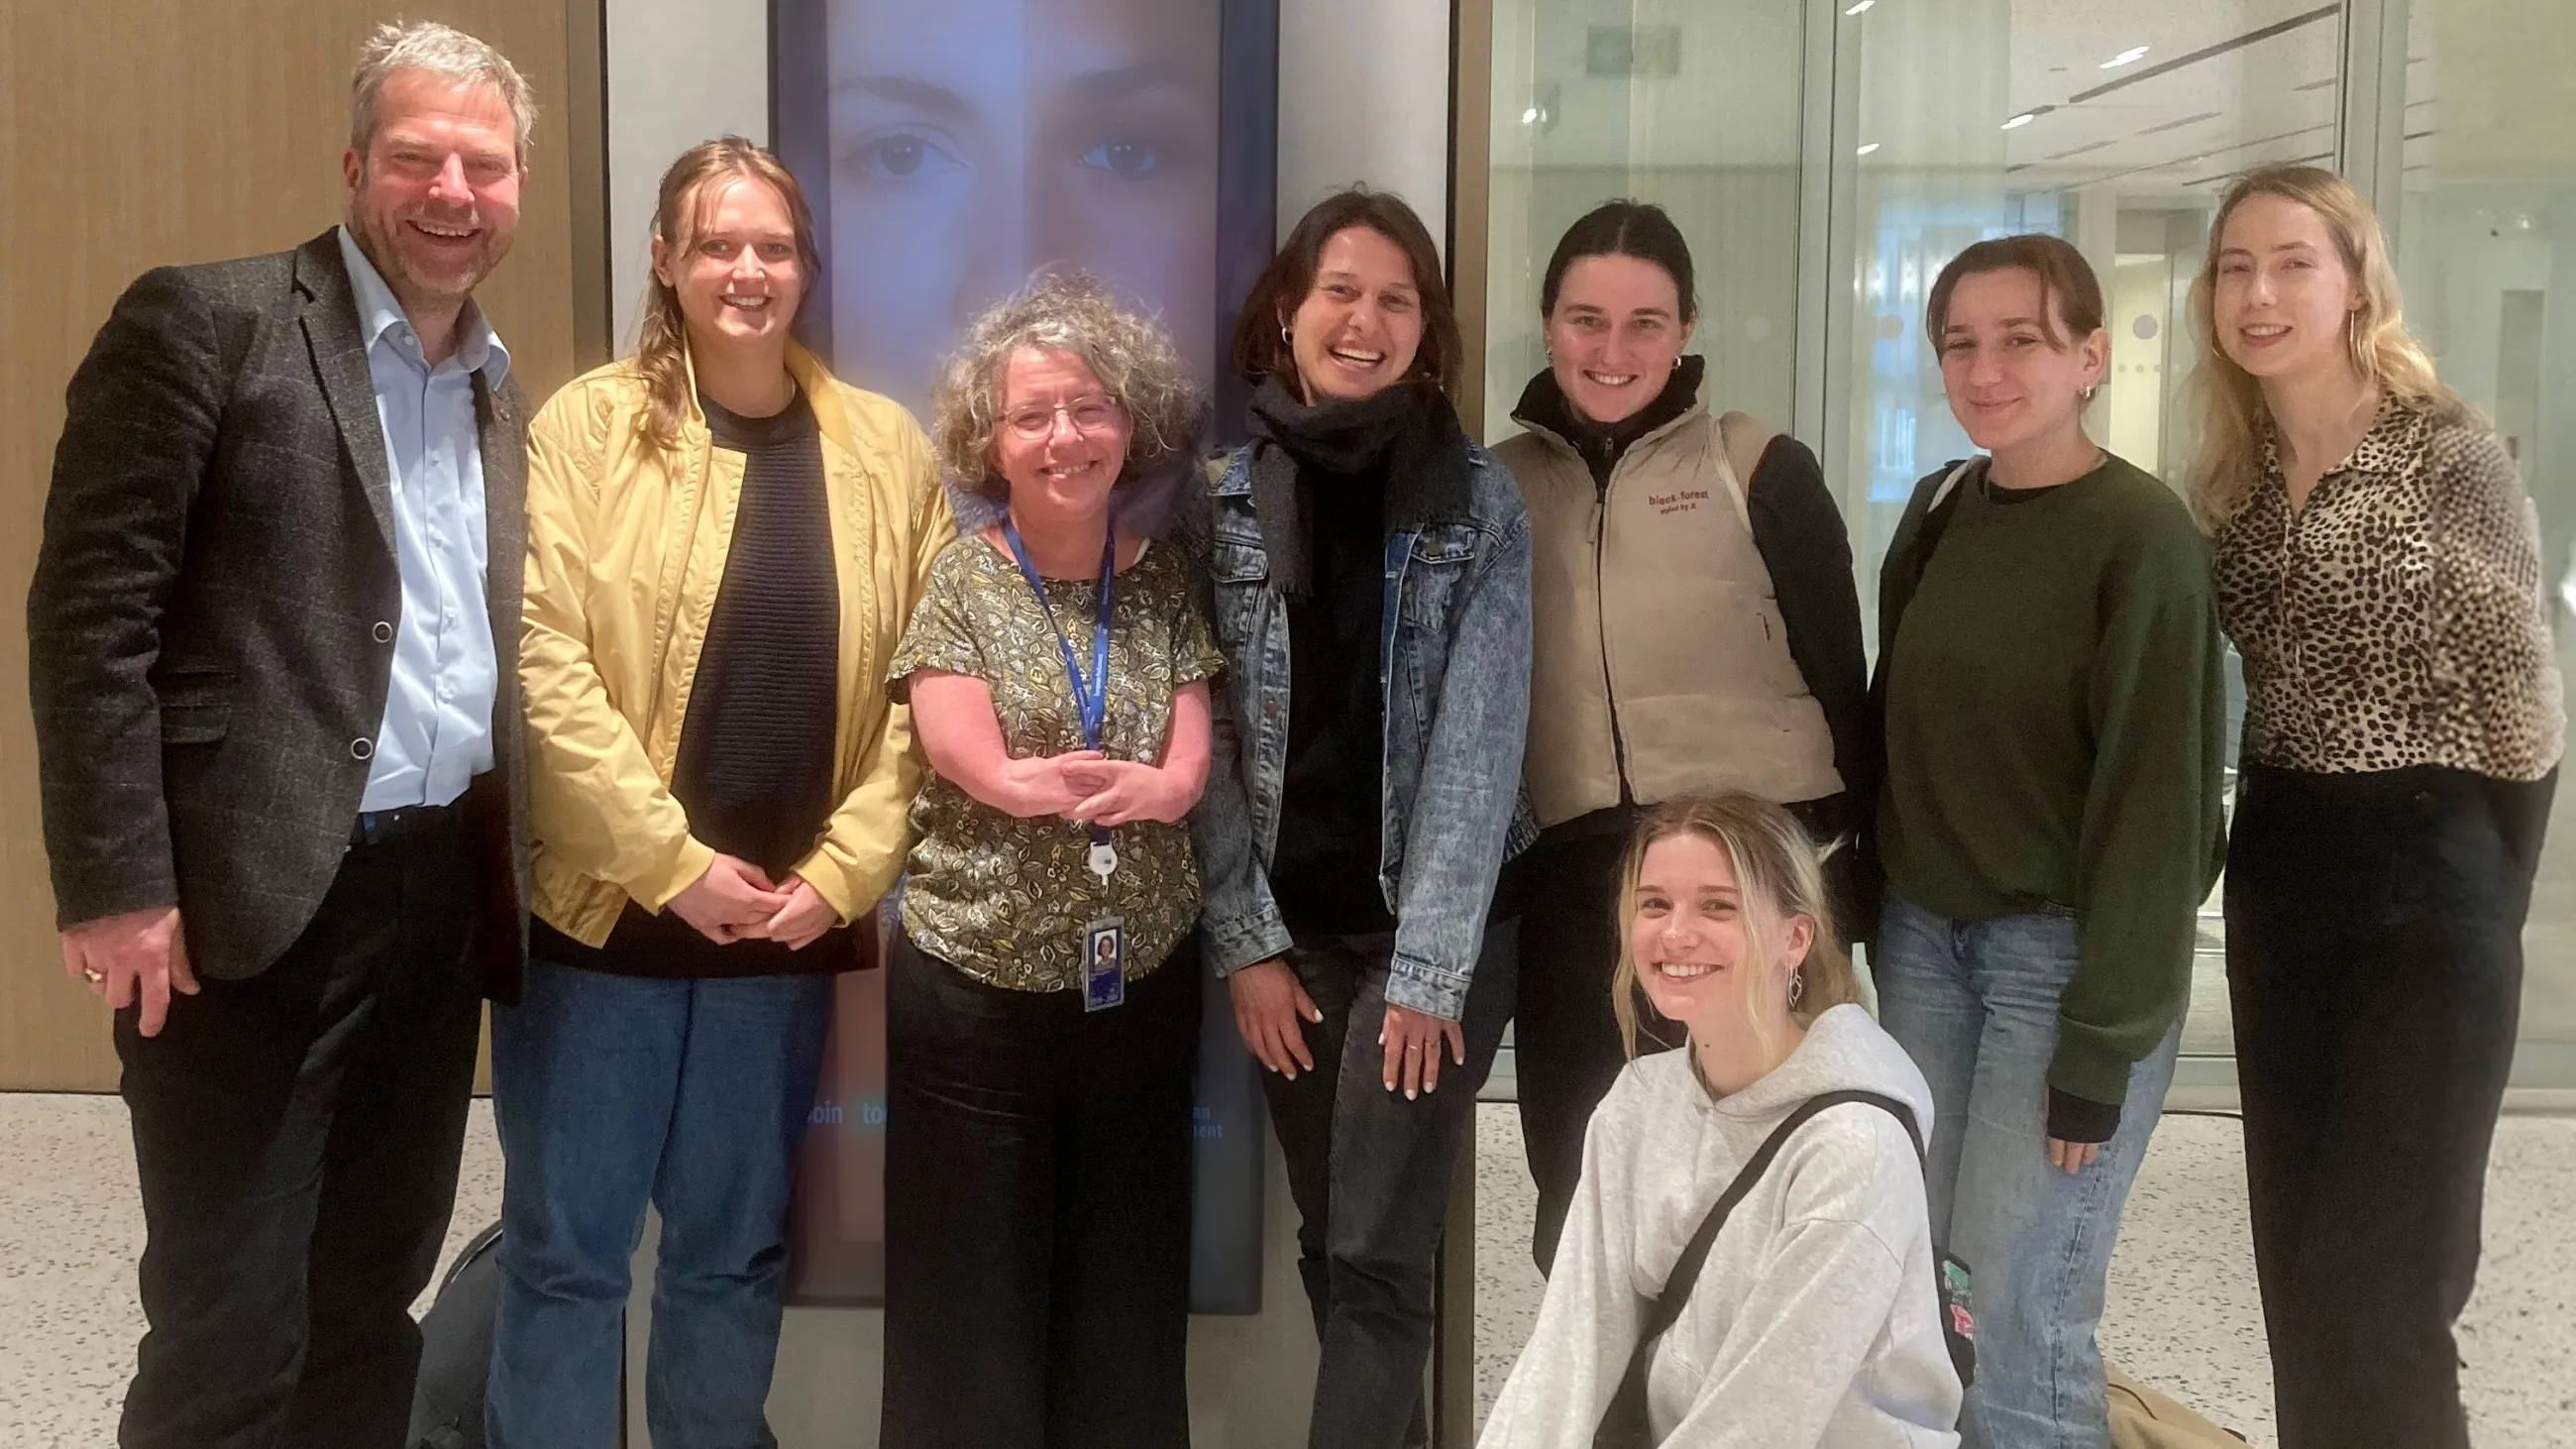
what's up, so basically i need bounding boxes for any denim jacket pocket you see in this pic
[1395,525,1480,633]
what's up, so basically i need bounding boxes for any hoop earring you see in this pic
[1281,324,1293,344]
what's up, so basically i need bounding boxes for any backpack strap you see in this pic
[1639,1088,1912,1340]
[1601,1089,1939,1446]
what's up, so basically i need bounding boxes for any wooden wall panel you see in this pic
[1,1,591,1090]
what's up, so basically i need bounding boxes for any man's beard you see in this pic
[350,193,502,307]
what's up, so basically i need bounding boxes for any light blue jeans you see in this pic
[1876,891,2181,1449]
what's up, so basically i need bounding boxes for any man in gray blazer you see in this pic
[27,22,534,1449]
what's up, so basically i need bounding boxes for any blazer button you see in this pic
[374,620,396,643]
[350,738,375,761]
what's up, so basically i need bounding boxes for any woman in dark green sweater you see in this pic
[1870,234,2225,1449]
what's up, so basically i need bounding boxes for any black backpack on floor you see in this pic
[408,1221,503,1449]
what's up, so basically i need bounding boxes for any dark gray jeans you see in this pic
[1260,918,1516,1449]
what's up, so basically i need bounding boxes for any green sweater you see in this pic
[1876,454,2224,1114]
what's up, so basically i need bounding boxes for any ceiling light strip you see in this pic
[2068,4,2340,105]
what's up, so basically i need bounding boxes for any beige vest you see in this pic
[1496,392,1843,829]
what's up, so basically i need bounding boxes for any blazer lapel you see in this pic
[295,232,398,556]
[475,372,527,645]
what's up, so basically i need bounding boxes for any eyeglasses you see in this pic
[1004,395,1123,441]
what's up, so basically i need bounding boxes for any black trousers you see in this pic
[2226,762,2554,1449]
[116,817,483,1449]
[1512,832,1666,1276]
[1262,920,1516,1449]
[881,930,1202,1449]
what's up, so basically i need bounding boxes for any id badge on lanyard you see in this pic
[1002,518,1127,1011]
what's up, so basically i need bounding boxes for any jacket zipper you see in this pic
[1591,485,1635,804]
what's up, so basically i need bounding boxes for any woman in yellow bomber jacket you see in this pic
[484,139,951,1449]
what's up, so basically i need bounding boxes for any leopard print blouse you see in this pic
[2213,399,2564,782]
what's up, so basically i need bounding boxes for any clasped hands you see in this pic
[668,857,838,949]
[991,748,1197,828]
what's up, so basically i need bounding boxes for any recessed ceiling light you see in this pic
[2002,112,2036,130]
[2101,45,2151,69]
[1845,0,1875,14]
[1857,142,1880,156]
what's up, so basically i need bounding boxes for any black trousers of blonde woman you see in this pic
[2226,762,2553,1449]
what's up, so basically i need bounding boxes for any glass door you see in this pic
[2394,0,2576,1086]
[1816,0,2352,1072]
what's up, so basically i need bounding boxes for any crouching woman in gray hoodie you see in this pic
[1482,794,1962,1448]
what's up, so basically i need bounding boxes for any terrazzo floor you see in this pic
[1471,1105,2576,1446]
[0,1095,505,1448]
[6,1094,2572,1447]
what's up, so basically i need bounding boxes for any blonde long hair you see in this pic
[1610,794,1861,1061]
[635,138,822,450]
[2183,165,2470,529]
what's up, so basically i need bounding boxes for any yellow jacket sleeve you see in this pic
[519,392,713,911]
[790,412,954,923]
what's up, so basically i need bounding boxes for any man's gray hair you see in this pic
[935,275,1211,499]
[350,20,537,163]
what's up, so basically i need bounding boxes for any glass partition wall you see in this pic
[2394,0,2576,1083]
[1477,0,2576,1089]
[1482,0,1806,443]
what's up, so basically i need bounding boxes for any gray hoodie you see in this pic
[1481,1004,1962,1448]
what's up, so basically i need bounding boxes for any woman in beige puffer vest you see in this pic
[1491,201,1872,1277]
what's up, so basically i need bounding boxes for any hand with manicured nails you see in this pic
[61,905,196,1038]
[1379,1001,1464,1099]
[1229,957,1321,1078]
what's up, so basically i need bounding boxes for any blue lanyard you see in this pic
[1000,517,1117,757]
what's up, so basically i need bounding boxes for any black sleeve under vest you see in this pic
[1745,435,1871,814]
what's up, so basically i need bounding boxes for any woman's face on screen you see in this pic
[827,0,1223,416]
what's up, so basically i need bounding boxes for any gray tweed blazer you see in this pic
[27,230,531,997]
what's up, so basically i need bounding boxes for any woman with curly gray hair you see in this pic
[880,275,1220,1449]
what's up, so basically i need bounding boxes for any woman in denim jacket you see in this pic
[1185,187,1536,1449]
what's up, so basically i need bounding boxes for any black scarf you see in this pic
[1244,376,1473,600]
[1512,355,1705,493]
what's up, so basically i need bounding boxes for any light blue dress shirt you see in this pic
[337,226,506,812]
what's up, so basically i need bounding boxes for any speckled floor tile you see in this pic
[10,1094,2572,1447]
[0,1094,503,1448]
[1473,1103,2576,1448]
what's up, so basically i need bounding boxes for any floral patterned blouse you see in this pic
[2213,399,2564,782]
[890,530,1226,991]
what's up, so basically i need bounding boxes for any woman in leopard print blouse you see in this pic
[2189,165,2564,1449]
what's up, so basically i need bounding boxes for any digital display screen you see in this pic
[768,0,1278,1312]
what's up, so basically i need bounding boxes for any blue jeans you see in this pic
[1875,891,2180,1449]
[484,958,832,1449]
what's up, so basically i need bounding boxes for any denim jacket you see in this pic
[1184,442,1540,1019]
